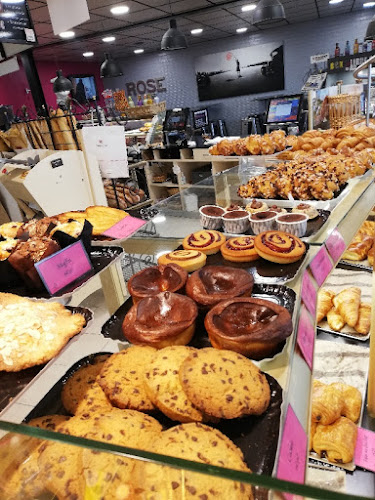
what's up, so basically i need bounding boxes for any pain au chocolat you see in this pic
[122,291,198,348]
[127,264,188,304]
[205,297,293,359]
[186,265,254,309]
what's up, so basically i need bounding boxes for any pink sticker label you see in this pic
[355,427,375,473]
[325,229,347,263]
[277,404,307,500]
[309,246,333,287]
[103,215,146,239]
[35,240,93,295]
[301,272,317,318]
[297,305,315,370]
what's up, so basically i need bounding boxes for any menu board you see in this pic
[0,1,36,44]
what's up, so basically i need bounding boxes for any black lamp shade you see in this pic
[100,53,123,78]
[252,0,286,26]
[53,70,73,93]
[366,15,375,40]
[161,19,187,50]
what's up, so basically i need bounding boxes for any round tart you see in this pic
[186,265,254,308]
[268,205,287,214]
[221,236,259,262]
[205,297,293,359]
[254,230,306,264]
[122,291,198,348]
[182,230,226,255]
[158,250,206,272]
[245,199,268,214]
[127,264,188,303]
[292,203,319,220]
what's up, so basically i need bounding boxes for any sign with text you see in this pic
[125,77,166,96]
[310,53,330,64]
[325,229,347,263]
[301,271,317,318]
[355,427,375,473]
[0,0,36,45]
[297,305,315,370]
[309,246,333,287]
[103,216,146,240]
[35,241,92,296]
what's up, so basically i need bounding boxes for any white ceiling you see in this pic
[29,0,371,61]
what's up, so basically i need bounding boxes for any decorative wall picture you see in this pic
[195,42,285,101]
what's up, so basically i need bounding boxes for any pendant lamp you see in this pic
[53,70,73,93]
[100,53,123,78]
[366,14,375,40]
[252,0,286,27]
[161,19,187,50]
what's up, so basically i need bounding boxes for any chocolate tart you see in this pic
[122,291,198,348]
[205,297,293,359]
[186,265,254,309]
[127,264,188,304]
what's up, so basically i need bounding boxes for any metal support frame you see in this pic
[354,54,375,126]
[19,49,48,117]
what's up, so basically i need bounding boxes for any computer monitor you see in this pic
[69,74,98,103]
[193,108,209,129]
[267,95,302,124]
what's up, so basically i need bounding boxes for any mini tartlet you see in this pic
[254,231,306,264]
[183,230,226,255]
[249,211,278,234]
[276,213,308,237]
[292,203,319,220]
[205,297,293,359]
[199,205,226,230]
[158,250,207,273]
[245,200,268,214]
[221,236,259,262]
[222,210,250,234]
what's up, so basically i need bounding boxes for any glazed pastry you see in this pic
[221,236,259,262]
[292,203,319,220]
[311,380,343,425]
[158,250,206,273]
[127,264,188,304]
[182,230,226,255]
[355,303,371,335]
[245,135,261,155]
[342,234,373,261]
[233,138,248,156]
[17,217,59,239]
[327,308,345,332]
[330,382,362,423]
[50,221,84,238]
[310,421,317,451]
[122,292,198,348]
[313,417,358,464]
[317,289,335,323]
[333,287,361,328]
[216,139,234,156]
[368,245,374,266]
[254,231,306,264]
[245,200,268,214]
[0,239,18,261]
[186,266,254,308]
[0,222,22,239]
[205,297,293,359]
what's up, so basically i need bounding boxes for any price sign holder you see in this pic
[355,427,375,473]
[297,305,315,370]
[309,246,333,287]
[301,271,317,318]
[103,216,146,240]
[325,228,347,263]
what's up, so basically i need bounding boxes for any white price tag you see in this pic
[24,28,36,43]
[310,53,330,64]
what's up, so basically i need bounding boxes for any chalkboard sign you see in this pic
[0,0,36,45]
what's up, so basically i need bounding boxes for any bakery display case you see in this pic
[0,148,375,498]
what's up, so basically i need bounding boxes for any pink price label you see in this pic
[309,246,333,287]
[301,271,317,318]
[325,229,346,262]
[103,215,146,239]
[355,427,375,473]
[35,240,93,295]
[277,405,307,500]
[297,305,315,370]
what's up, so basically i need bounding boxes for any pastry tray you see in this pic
[0,246,124,300]
[101,283,296,361]
[339,259,372,273]
[23,352,283,480]
[0,306,93,412]
[317,322,370,343]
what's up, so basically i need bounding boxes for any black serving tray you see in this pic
[0,246,124,299]
[0,306,93,412]
[101,283,296,358]
[23,352,282,479]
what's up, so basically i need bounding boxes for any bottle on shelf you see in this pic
[334,42,341,57]
[145,93,153,105]
[353,38,359,54]
[345,41,350,56]
[358,40,363,53]
[153,94,160,105]
[128,96,135,108]
[137,94,143,106]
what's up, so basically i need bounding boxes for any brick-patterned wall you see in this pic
[107,10,373,135]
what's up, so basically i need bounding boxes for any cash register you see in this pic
[163,108,190,148]
[265,95,302,134]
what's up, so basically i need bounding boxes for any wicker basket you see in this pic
[125,102,166,119]
[328,94,362,130]
[167,187,180,196]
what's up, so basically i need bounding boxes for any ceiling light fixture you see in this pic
[329,0,344,4]
[161,19,187,50]
[364,1,375,7]
[53,70,73,93]
[103,36,116,42]
[83,51,94,57]
[252,0,286,26]
[242,4,257,11]
[110,5,130,15]
[236,27,248,33]
[59,31,75,39]
[100,53,123,78]
[134,48,144,54]
[191,28,203,34]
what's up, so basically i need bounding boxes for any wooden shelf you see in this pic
[149,182,179,188]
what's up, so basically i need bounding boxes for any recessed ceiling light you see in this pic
[103,36,116,42]
[329,0,344,4]
[191,28,203,35]
[83,51,94,57]
[134,48,144,54]
[110,5,130,15]
[59,31,75,39]
[236,27,248,33]
[364,1,375,7]
[241,4,257,12]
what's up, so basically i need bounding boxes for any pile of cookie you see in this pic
[1,346,271,499]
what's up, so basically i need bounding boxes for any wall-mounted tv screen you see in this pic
[69,74,98,103]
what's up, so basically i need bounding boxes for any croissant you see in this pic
[311,380,343,425]
[313,417,358,464]
[355,303,371,335]
[208,144,219,155]
[245,135,261,155]
[327,308,345,331]
[233,138,248,156]
[359,221,375,237]
[317,289,335,323]
[330,382,362,423]
[217,139,234,156]
[260,135,275,155]
[333,287,361,328]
